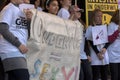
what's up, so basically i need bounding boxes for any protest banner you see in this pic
[26,9,83,80]
[86,0,118,26]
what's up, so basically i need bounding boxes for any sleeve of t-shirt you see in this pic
[103,42,111,49]
[85,26,92,40]
[57,9,69,19]
[85,26,99,54]
[0,7,21,47]
[107,23,117,36]
[60,11,68,19]
[88,40,99,54]
[108,23,119,43]
[0,23,21,47]
[0,7,12,26]
[84,38,90,56]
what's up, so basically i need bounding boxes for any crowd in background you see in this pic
[0,0,120,80]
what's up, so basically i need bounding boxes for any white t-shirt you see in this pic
[80,34,87,59]
[107,22,120,63]
[37,7,42,11]
[85,25,109,65]
[0,3,28,60]
[57,8,70,20]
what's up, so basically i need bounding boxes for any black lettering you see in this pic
[16,18,21,25]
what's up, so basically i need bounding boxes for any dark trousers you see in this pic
[6,69,30,80]
[92,65,108,80]
[110,63,120,80]
[0,58,5,80]
[79,59,92,80]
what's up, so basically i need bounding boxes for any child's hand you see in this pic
[100,48,106,54]
[18,44,28,54]
[97,53,104,60]
[87,56,92,62]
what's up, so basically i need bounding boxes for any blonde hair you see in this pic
[90,9,102,26]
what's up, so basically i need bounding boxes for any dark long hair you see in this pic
[110,9,119,25]
[0,0,10,11]
[30,0,42,7]
[43,0,59,12]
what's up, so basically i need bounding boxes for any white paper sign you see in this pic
[92,25,108,45]
[19,3,34,12]
[26,9,83,80]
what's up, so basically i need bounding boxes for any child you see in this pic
[107,9,120,80]
[69,5,92,80]
[57,0,71,19]
[43,0,59,15]
[85,9,109,80]
[30,0,43,11]
[0,0,32,80]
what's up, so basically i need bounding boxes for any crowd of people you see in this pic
[0,0,120,80]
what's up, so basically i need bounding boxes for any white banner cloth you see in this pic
[26,9,83,80]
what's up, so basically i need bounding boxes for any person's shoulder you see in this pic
[58,8,68,13]
[109,22,117,26]
[85,25,93,33]
[5,3,15,9]
[108,22,117,28]
[108,22,118,30]
[87,25,92,29]
[37,7,42,11]
[75,20,83,28]
[1,3,16,12]
[60,8,67,10]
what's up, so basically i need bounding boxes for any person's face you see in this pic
[94,11,103,24]
[35,0,40,7]
[13,0,24,4]
[23,0,30,3]
[47,0,59,15]
[74,11,81,19]
[62,0,71,7]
